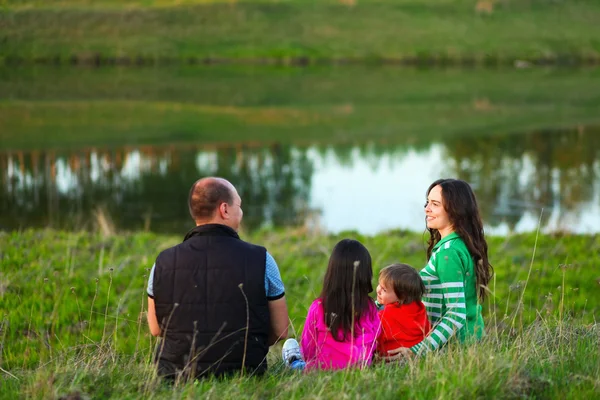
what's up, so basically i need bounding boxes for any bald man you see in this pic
[146,177,289,379]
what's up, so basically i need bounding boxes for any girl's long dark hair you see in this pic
[426,179,494,301]
[320,239,374,342]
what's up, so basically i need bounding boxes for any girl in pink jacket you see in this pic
[283,239,380,371]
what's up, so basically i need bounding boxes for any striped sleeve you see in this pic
[411,248,467,354]
[265,252,285,300]
[147,263,156,298]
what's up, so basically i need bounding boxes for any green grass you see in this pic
[1,66,600,150]
[1,0,600,63]
[3,330,599,399]
[1,229,599,398]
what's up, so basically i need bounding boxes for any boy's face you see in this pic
[376,279,400,305]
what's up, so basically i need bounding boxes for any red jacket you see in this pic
[377,301,431,355]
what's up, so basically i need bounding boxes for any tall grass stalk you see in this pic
[98,246,105,276]
[135,277,146,356]
[153,303,178,377]
[71,287,83,345]
[491,273,498,341]
[22,301,35,369]
[238,283,249,378]
[511,209,543,330]
[87,278,99,340]
[102,268,113,345]
[0,365,19,381]
[113,296,123,361]
[0,316,6,365]
[349,260,358,366]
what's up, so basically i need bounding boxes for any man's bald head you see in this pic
[188,177,236,222]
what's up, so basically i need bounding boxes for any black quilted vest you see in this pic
[153,224,269,378]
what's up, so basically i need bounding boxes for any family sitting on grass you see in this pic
[146,176,493,380]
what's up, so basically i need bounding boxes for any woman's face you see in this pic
[425,185,453,236]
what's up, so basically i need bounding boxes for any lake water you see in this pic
[2,127,599,235]
[1,67,599,235]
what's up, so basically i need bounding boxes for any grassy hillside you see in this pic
[1,66,600,150]
[1,0,600,63]
[1,229,598,398]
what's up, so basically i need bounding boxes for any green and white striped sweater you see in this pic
[410,232,485,354]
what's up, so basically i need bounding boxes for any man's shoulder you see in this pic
[156,243,179,259]
[238,239,267,253]
[155,237,210,261]
[161,236,267,253]
[154,235,268,270]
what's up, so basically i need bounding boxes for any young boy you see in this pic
[376,263,431,355]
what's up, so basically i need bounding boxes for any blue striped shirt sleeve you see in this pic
[265,252,285,300]
[147,263,155,298]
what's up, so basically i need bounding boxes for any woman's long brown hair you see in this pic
[426,179,494,301]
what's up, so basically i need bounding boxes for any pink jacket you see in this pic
[300,298,380,371]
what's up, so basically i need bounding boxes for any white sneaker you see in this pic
[282,338,304,367]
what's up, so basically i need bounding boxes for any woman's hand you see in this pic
[384,346,414,361]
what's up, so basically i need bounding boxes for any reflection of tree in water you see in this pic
[2,127,599,234]
[442,126,600,231]
[213,144,313,230]
[321,140,416,170]
[0,144,313,233]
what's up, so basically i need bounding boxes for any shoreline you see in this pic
[3,55,600,68]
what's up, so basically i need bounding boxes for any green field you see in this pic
[1,0,600,64]
[1,229,598,398]
[2,2,600,396]
[1,66,600,150]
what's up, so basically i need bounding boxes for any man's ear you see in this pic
[218,202,229,219]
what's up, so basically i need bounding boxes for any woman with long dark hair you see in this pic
[389,178,493,357]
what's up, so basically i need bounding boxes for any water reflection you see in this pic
[1,144,314,233]
[2,127,599,235]
[443,126,600,234]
